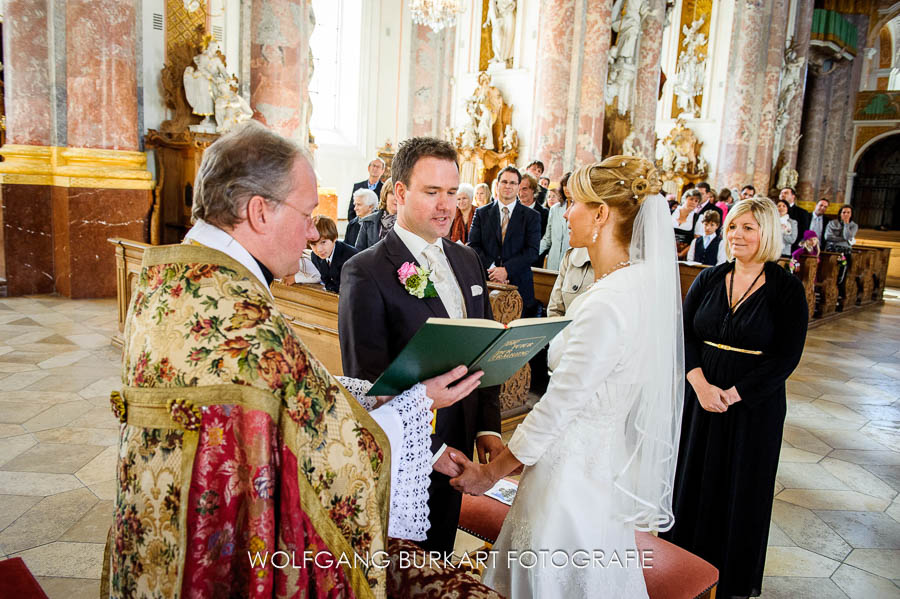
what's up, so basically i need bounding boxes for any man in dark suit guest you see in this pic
[808,198,830,241]
[468,165,542,316]
[309,216,357,293]
[345,188,378,246]
[780,187,810,252]
[740,184,756,200]
[525,160,547,206]
[339,137,502,553]
[347,158,386,221]
[693,181,723,235]
[519,173,549,267]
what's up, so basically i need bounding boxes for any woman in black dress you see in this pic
[663,197,808,598]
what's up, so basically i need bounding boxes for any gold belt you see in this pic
[703,341,763,356]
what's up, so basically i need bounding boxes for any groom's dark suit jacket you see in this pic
[338,229,501,551]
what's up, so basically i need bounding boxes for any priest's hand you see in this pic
[476,434,505,464]
[448,451,496,496]
[433,449,463,477]
[424,366,484,410]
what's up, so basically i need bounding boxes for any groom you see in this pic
[339,137,503,552]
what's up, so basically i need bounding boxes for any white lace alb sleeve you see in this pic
[337,377,433,541]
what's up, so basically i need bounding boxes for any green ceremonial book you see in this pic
[368,316,572,396]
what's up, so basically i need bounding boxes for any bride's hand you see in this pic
[448,451,496,495]
[424,366,485,410]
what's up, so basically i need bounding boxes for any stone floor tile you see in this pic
[0,362,39,373]
[74,446,117,487]
[0,401,51,424]
[785,416,864,431]
[815,511,900,549]
[0,423,27,438]
[759,576,850,599]
[821,458,897,501]
[0,471,84,496]
[10,541,104,578]
[810,429,890,451]
[87,480,116,501]
[77,376,123,400]
[763,546,841,577]
[768,521,795,547]
[64,334,111,349]
[0,370,52,391]
[786,379,825,399]
[25,372,112,393]
[36,350,92,370]
[2,442,105,474]
[0,390,85,405]
[21,400,96,432]
[771,499,852,561]
[33,427,119,447]
[811,400,873,425]
[843,549,900,580]
[828,450,900,466]
[777,463,850,491]
[860,426,900,453]
[887,500,900,525]
[59,500,113,544]
[780,447,827,463]
[863,465,900,492]
[830,563,900,599]
[0,494,42,530]
[777,489,891,512]
[0,488,97,554]
[4,330,56,346]
[783,426,836,455]
[66,407,119,430]
[35,577,101,599]
[0,434,38,467]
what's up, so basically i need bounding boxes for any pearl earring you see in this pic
[592,229,599,243]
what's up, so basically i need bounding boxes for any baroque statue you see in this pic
[772,39,805,167]
[483,0,517,68]
[655,119,708,195]
[673,17,708,118]
[183,37,251,134]
[607,0,645,115]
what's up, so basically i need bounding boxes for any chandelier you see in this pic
[409,0,465,32]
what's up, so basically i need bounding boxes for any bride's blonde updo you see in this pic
[570,155,662,247]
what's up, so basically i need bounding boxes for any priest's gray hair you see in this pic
[191,120,313,229]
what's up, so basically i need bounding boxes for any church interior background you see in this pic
[0,0,899,597]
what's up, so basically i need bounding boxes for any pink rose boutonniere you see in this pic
[397,262,438,299]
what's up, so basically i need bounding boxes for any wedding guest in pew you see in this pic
[716,187,734,220]
[808,198,830,240]
[663,197,808,599]
[673,189,701,259]
[286,251,322,285]
[740,184,756,200]
[449,183,475,243]
[345,188,378,246]
[792,230,820,262]
[686,210,726,265]
[546,247,592,317]
[473,182,491,208]
[540,171,572,271]
[309,215,358,293]
[824,204,858,288]
[356,178,398,250]
[775,198,798,257]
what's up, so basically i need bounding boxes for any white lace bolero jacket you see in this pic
[337,377,432,542]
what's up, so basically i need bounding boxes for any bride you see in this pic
[449,156,684,597]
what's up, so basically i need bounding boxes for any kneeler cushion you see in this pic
[0,557,49,598]
[459,483,719,599]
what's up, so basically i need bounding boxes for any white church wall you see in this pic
[655,0,734,186]
[141,0,167,137]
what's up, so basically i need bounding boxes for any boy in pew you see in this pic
[309,215,358,293]
[686,210,726,266]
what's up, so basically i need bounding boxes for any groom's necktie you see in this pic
[422,243,465,319]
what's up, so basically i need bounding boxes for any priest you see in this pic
[102,121,496,598]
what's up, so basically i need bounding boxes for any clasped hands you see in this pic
[696,382,742,413]
[487,266,509,284]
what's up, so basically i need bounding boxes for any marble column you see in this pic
[630,0,666,161]
[532,0,612,179]
[751,0,790,194]
[715,0,788,192]
[409,24,457,137]
[836,15,869,202]
[780,0,815,174]
[796,70,832,202]
[250,0,311,144]
[1,0,152,298]
[820,63,852,201]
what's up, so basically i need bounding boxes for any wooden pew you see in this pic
[778,255,818,317]
[109,238,531,415]
[857,245,891,302]
[853,248,876,306]
[841,251,861,311]
[815,253,840,318]
[678,263,708,302]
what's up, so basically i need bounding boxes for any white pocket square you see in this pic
[471,285,483,296]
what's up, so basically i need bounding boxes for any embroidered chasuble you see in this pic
[104,243,391,599]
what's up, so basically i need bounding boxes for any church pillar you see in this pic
[796,71,831,203]
[409,24,457,137]
[835,15,868,203]
[780,0,815,174]
[532,0,612,179]
[249,0,312,145]
[0,0,152,298]
[715,0,789,193]
[630,0,666,161]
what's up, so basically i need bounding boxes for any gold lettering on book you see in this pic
[486,336,544,362]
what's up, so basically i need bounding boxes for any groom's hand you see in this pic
[476,435,504,464]
[433,449,463,477]
[449,451,495,496]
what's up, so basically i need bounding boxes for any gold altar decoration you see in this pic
[449,72,518,185]
[0,145,154,190]
[377,140,396,182]
[672,0,712,119]
[655,119,708,197]
[167,0,208,60]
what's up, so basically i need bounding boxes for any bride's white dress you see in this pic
[484,265,650,599]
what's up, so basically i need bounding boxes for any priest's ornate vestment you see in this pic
[104,244,391,598]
